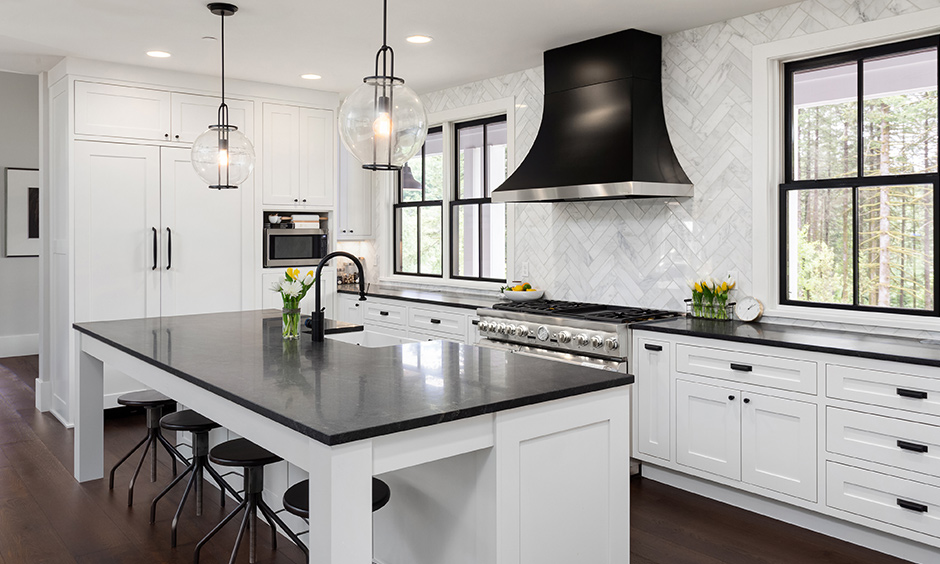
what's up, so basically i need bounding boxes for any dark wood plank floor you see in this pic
[0,356,912,563]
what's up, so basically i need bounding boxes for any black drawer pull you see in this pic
[898,440,929,453]
[379,311,389,316]
[897,499,929,513]
[897,388,928,400]
[430,318,442,324]
[644,343,663,351]
[730,363,753,372]
[471,319,479,326]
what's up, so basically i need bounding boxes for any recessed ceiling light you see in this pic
[146,50,172,58]
[301,74,322,80]
[406,35,433,44]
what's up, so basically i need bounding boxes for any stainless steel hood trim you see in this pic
[490,180,694,203]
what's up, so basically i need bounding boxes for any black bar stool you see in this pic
[108,390,183,506]
[149,410,243,547]
[194,438,307,564]
[282,477,391,557]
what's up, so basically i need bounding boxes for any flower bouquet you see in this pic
[686,276,735,320]
[270,268,316,340]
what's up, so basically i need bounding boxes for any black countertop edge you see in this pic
[632,319,940,369]
[337,284,498,311]
[73,323,633,446]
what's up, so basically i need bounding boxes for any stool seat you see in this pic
[159,410,220,433]
[209,438,282,467]
[117,390,175,408]
[282,477,391,518]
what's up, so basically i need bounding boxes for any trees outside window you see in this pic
[783,37,938,314]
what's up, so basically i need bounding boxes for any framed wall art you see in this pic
[5,167,40,257]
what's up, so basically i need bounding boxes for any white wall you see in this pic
[0,70,39,357]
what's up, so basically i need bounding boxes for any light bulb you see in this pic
[373,112,391,136]
[218,149,229,166]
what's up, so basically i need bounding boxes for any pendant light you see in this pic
[191,3,255,189]
[338,0,428,171]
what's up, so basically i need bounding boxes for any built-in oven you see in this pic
[263,228,329,268]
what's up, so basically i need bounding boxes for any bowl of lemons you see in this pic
[501,283,544,302]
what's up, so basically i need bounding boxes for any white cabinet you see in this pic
[75,81,170,140]
[336,294,480,344]
[675,379,817,501]
[74,82,253,144]
[337,143,373,239]
[262,103,334,208]
[635,338,671,461]
[337,294,364,325]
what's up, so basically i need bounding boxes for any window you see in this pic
[782,36,939,315]
[394,115,508,284]
[394,126,443,276]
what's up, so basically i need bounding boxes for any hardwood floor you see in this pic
[0,356,912,563]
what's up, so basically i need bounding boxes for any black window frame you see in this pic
[393,125,444,278]
[450,115,508,283]
[780,35,940,316]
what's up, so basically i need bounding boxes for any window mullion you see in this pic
[852,186,859,307]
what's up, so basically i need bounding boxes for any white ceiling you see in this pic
[1,0,796,95]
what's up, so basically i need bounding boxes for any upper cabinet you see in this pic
[262,103,334,209]
[337,142,373,239]
[74,81,253,143]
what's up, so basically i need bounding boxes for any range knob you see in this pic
[605,337,619,351]
[576,334,590,347]
[591,335,604,348]
[497,323,509,335]
[478,321,490,332]
[509,325,521,336]
[515,325,529,337]
[557,331,572,344]
[537,326,550,341]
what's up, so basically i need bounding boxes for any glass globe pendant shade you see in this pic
[191,125,255,189]
[338,76,428,171]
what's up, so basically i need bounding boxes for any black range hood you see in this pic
[491,29,692,203]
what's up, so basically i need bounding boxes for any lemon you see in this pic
[512,285,524,291]
[526,288,536,292]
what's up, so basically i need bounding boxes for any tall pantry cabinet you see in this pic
[45,60,339,426]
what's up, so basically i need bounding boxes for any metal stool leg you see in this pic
[150,463,194,524]
[259,502,308,556]
[194,498,247,564]
[127,432,158,506]
[108,433,148,490]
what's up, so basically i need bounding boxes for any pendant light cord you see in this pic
[220,9,225,106]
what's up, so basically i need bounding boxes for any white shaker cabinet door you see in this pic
[742,392,817,501]
[74,81,170,141]
[171,93,254,144]
[676,379,741,481]
[338,142,373,239]
[298,107,334,207]
[635,338,671,461]
[159,147,245,316]
[73,141,161,323]
[262,103,301,206]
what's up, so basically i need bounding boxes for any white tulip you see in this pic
[303,273,315,285]
[283,280,303,298]
[270,276,286,293]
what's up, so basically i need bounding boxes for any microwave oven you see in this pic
[263,228,329,268]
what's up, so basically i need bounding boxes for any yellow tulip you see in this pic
[720,282,728,292]
[729,281,736,289]
[307,270,314,278]
[694,282,702,293]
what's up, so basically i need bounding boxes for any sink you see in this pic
[325,331,408,348]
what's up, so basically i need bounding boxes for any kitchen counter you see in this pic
[74,309,631,446]
[338,283,499,310]
[634,316,940,368]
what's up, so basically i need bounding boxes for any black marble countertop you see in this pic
[633,317,940,368]
[74,310,631,446]
[337,283,499,311]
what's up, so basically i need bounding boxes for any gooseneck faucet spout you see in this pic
[310,251,367,342]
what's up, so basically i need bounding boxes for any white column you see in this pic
[307,439,374,563]
[74,335,105,481]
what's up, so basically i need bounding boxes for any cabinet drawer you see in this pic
[827,363,940,418]
[676,344,817,394]
[363,301,407,327]
[409,307,466,337]
[827,407,940,478]
[827,462,940,539]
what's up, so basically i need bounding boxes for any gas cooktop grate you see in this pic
[491,300,677,323]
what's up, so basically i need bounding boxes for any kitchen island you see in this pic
[73,309,632,564]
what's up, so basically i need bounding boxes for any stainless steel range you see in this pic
[475,300,680,373]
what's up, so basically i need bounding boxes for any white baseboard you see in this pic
[642,464,937,564]
[0,333,39,358]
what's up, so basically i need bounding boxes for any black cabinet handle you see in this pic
[897,440,929,453]
[897,499,928,513]
[174,134,179,139]
[728,395,735,401]
[152,227,157,270]
[743,398,751,404]
[897,388,928,400]
[350,230,354,233]
[166,227,172,270]
[302,199,307,203]
[379,311,389,316]
[294,198,299,202]
[730,363,753,372]
[164,133,169,138]
[430,319,442,324]
[644,343,663,351]
[471,319,479,326]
